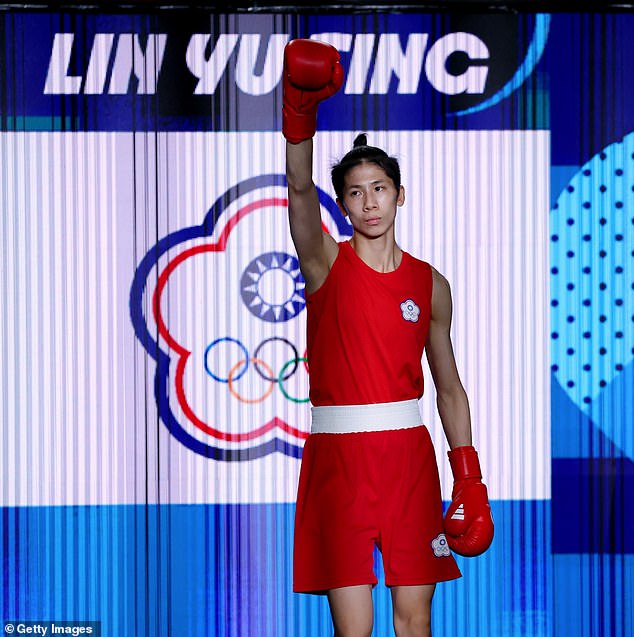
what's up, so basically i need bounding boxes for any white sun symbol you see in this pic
[240,251,306,323]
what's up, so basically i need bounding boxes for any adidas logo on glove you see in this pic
[443,446,494,557]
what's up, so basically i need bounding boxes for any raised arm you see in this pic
[282,39,343,294]
[426,267,494,558]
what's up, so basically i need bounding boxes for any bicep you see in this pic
[425,270,462,394]
[286,140,337,292]
[287,183,324,255]
[287,189,337,293]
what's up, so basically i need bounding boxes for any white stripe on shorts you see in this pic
[310,399,423,434]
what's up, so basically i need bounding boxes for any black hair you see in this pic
[331,133,401,201]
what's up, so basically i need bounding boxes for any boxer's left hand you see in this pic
[444,445,494,557]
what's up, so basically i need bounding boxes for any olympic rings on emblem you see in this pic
[278,357,310,403]
[204,337,249,383]
[228,358,275,404]
[204,336,309,404]
[253,337,298,382]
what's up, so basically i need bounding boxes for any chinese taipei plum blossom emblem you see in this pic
[431,533,451,557]
[130,174,353,461]
[400,298,420,322]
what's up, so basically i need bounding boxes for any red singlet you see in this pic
[306,240,432,406]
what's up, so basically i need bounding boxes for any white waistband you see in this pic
[310,399,423,434]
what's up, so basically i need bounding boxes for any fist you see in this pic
[282,39,344,144]
[444,446,494,557]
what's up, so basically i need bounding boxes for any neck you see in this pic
[350,233,402,272]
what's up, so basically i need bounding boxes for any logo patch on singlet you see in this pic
[400,299,420,322]
[431,533,451,557]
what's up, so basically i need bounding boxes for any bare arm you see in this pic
[286,138,338,294]
[425,267,472,449]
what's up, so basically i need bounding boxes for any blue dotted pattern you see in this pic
[551,132,634,456]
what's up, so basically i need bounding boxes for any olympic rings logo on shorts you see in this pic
[204,336,310,403]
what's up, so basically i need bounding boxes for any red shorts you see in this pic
[293,425,461,593]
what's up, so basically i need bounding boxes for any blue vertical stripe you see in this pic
[1,502,558,637]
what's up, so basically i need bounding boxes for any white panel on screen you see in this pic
[0,130,548,506]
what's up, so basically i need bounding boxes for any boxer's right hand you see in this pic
[282,39,344,144]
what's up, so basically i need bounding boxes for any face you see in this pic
[337,161,405,238]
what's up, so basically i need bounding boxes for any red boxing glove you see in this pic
[282,39,344,144]
[444,446,494,557]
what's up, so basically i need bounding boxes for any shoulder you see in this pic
[304,240,345,298]
[430,265,450,291]
[429,266,453,321]
[405,256,444,291]
[300,233,340,296]
[402,251,433,280]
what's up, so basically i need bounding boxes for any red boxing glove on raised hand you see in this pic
[282,39,344,144]
[444,446,494,557]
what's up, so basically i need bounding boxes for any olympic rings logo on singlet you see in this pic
[204,336,310,404]
[400,298,420,323]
